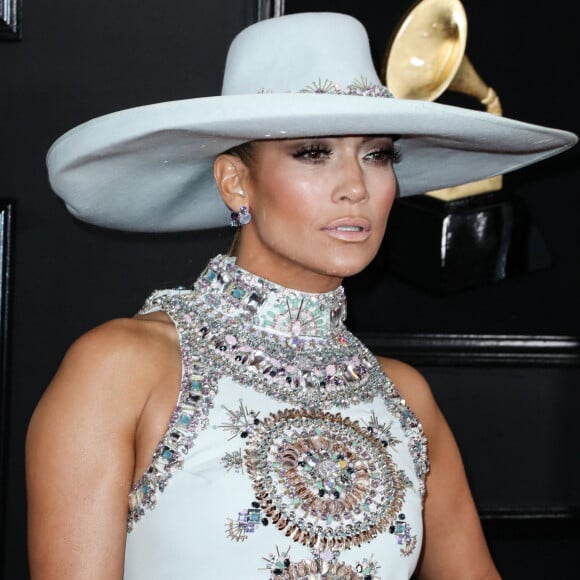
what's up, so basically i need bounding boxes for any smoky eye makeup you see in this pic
[361,135,401,165]
[291,140,333,161]
[365,145,402,165]
[284,136,401,164]
[392,146,402,164]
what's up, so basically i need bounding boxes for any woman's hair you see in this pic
[225,141,256,170]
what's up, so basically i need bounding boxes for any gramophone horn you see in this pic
[382,0,502,115]
[383,0,503,199]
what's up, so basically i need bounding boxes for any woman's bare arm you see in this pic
[379,357,501,580]
[26,314,180,579]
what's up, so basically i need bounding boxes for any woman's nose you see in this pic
[332,157,368,203]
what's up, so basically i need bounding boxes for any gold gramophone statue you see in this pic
[381,0,550,293]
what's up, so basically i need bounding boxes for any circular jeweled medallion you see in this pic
[245,409,406,551]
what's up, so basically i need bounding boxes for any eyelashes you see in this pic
[365,146,402,165]
[292,143,332,161]
[291,142,402,165]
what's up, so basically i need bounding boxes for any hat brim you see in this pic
[47,93,577,232]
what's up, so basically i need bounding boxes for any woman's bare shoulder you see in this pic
[68,311,176,370]
[76,310,176,353]
[26,311,181,579]
[33,311,180,422]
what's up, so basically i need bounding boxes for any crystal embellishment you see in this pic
[127,254,428,530]
[258,76,395,99]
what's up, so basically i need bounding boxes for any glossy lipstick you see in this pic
[323,217,371,241]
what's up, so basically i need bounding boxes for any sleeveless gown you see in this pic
[123,254,428,579]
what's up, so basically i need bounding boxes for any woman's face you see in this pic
[233,135,399,291]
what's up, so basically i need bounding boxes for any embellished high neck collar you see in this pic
[195,254,347,343]
[138,253,393,413]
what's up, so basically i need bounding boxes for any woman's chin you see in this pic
[333,246,380,273]
[317,254,375,279]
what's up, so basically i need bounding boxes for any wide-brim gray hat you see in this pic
[46,12,577,232]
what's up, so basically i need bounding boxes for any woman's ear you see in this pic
[213,154,250,211]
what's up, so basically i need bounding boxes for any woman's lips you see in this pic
[323,217,371,241]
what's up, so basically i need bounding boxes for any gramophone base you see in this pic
[384,190,552,294]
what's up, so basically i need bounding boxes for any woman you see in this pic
[26,12,576,580]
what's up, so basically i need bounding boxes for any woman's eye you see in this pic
[364,147,402,165]
[293,146,332,161]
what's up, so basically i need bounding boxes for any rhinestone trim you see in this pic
[258,76,394,99]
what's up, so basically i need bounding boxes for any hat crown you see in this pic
[221,12,383,96]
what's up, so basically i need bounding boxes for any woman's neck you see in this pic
[234,249,343,294]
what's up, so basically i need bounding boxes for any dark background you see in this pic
[1,0,578,578]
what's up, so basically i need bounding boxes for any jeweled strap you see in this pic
[128,293,219,531]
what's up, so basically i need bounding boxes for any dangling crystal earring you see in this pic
[230,205,252,227]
